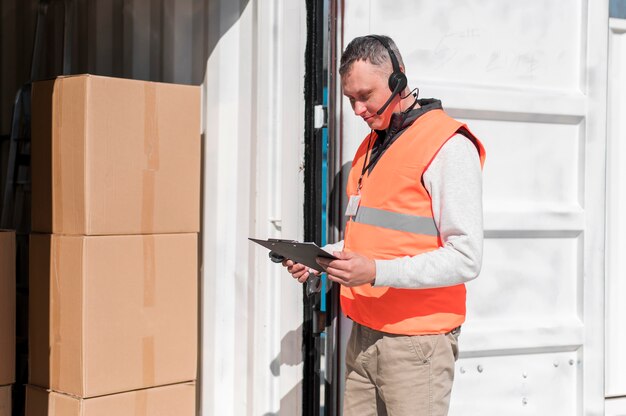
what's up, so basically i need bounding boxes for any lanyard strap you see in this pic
[357,131,376,192]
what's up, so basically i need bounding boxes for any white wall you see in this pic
[200,0,307,414]
[607,397,626,416]
[606,16,626,400]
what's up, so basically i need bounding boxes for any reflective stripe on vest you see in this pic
[354,206,439,237]
[341,109,486,336]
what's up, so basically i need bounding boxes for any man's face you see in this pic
[341,59,396,130]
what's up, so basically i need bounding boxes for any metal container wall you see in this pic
[200,1,307,414]
[0,0,215,129]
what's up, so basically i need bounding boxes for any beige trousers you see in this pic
[343,322,460,416]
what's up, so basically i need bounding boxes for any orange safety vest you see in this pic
[342,109,486,335]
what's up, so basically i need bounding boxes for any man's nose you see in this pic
[353,101,366,116]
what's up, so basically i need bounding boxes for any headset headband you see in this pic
[367,35,401,74]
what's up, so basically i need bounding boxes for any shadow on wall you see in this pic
[260,161,351,415]
[261,380,302,416]
[270,324,304,376]
[263,326,303,416]
[328,162,353,235]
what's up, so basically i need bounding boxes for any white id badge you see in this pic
[345,195,361,217]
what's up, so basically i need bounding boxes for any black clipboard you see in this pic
[249,238,337,270]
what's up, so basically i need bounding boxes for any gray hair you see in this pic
[339,35,405,77]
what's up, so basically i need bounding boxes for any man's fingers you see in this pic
[292,267,308,277]
[327,273,348,285]
[325,260,352,275]
[327,272,363,287]
[279,258,318,285]
[324,266,348,280]
[297,273,310,283]
[286,262,310,284]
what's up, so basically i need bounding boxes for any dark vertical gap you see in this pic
[159,0,167,83]
[191,0,205,84]
[325,0,339,413]
[0,0,16,134]
[67,0,80,74]
[87,0,97,73]
[7,4,35,416]
[112,0,124,77]
[95,0,113,76]
[133,0,151,81]
[51,2,64,78]
[149,0,162,81]
[61,0,73,74]
[122,0,134,78]
[11,1,21,88]
[30,1,49,81]
[0,0,7,208]
[161,0,173,83]
[76,0,88,73]
[304,0,324,415]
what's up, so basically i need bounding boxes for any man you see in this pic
[283,35,485,415]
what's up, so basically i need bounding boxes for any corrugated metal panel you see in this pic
[0,0,236,135]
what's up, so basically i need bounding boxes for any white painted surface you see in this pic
[606,17,626,400]
[454,352,579,415]
[338,1,608,414]
[200,0,307,414]
[607,397,626,416]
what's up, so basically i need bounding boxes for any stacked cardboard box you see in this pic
[27,75,201,416]
[25,383,196,415]
[0,231,15,416]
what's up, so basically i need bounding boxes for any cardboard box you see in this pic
[0,385,11,416]
[0,231,15,385]
[31,74,201,235]
[29,233,198,397]
[26,382,196,416]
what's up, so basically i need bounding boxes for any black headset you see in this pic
[367,35,408,115]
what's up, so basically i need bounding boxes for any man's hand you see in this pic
[282,259,320,283]
[316,251,376,287]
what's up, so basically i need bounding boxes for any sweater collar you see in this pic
[375,98,443,139]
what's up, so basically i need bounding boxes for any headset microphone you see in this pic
[376,77,404,115]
